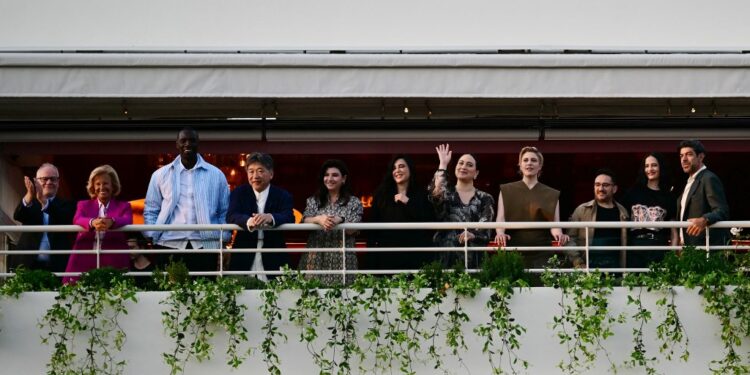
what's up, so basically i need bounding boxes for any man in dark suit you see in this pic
[11,163,75,272]
[676,139,729,247]
[226,153,294,280]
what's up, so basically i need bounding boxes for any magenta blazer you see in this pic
[63,198,133,284]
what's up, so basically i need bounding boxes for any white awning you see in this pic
[2,53,750,99]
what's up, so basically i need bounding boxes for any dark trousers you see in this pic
[154,243,218,274]
[626,236,670,269]
[589,237,621,269]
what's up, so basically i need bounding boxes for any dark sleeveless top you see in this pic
[501,180,560,247]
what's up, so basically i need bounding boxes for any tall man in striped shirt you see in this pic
[144,127,230,273]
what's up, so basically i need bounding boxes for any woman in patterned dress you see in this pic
[299,159,363,285]
[429,144,495,269]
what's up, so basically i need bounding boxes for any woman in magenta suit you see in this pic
[63,165,132,284]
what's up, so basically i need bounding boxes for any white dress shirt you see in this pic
[159,161,203,249]
[249,186,270,282]
[680,165,707,243]
[22,196,53,261]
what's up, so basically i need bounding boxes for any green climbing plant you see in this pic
[473,251,529,374]
[157,261,249,375]
[40,268,137,375]
[542,257,624,374]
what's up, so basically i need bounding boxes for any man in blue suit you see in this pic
[226,152,294,280]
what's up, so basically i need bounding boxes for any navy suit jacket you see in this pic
[677,168,730,246]
[12,197,75,272]
[226,184,294,272]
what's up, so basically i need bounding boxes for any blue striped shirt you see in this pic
[144,154,230,249]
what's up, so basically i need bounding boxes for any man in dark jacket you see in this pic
[677,139,729,247]
[11,163,74,272]
[226,153,294,280]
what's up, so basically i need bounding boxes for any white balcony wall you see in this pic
[0,288,746,374]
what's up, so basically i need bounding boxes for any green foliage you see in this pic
[653,246,734,288]
[351,274,395,373]
[259,269,294,375]
[227,275,268,290]
[285,269,362,375]
[542,257,624,374]
[476,250,528,285]
[623,286,658,374]
[40,267,137,375]
[0,266,59,297]
[621,246,750,374]
[622,259,690,370]
[160,275,249,375]
[473,278,529,374]
[281,264,484,375]
[23,245,750,374]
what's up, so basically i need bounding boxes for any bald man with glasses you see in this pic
[11,163,75,273]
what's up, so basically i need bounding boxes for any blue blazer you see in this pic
[226,184,295,273]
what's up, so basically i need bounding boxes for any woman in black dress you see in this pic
[367,155,436,271]
[622,152,679,268]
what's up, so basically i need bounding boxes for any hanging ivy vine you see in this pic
[157,262,249,375]
[40,268,137,375]
[542,258,624,374]
[259,268,292,375]
[12,244,750,374]
[473,251,529,374]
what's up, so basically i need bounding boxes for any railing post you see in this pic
[463,227,469,270]
[584,227,590,273]
[705,226,711,258]
[341,227,347,285]
[95,232,101,270]
[219,228,224,277]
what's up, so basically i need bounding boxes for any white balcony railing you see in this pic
[2,221,748,282]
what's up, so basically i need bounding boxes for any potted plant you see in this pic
[729,227,750,251]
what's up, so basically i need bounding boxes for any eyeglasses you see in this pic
[594,183,613,188]
[35,176,59,184]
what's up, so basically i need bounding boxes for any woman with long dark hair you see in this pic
[429,144,495,269]
[367,155,436,271]
[621,152,679,267]
[299,159,363,285]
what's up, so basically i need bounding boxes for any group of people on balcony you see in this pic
[9,128,730,285]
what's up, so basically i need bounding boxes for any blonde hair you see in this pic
[518,146,544,177]
[518,146,544,166]
[86,164,121,198]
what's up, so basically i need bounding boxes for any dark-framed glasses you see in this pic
[35,176,59,184]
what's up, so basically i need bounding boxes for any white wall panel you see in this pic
[0,0,748,52]
[0,288,746,374]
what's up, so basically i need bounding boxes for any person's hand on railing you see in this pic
[458,230,475,244]
[494,232,511,248]
[314,214,339,232]
[248,213,273,229]
[686,217,708,236]
[552,232,569,246]
[91,217,114,232]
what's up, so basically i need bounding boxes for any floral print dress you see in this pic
[299,195,363,286]
[428,170,495,268]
